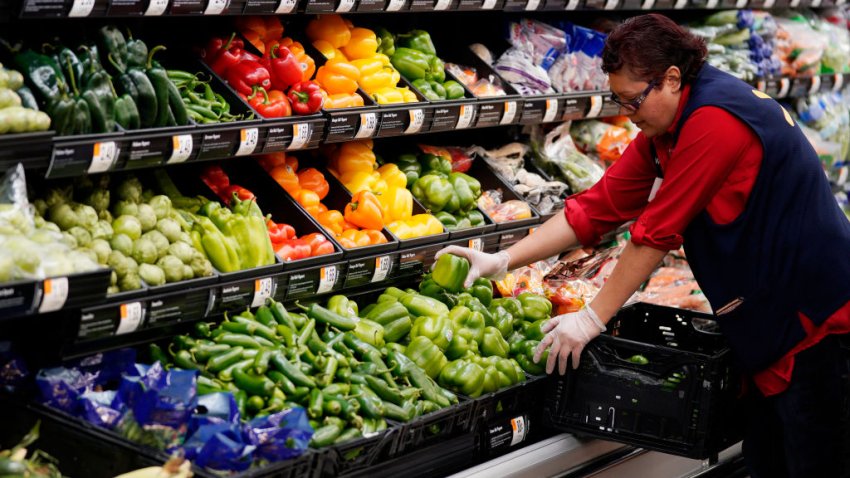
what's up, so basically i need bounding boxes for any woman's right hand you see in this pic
[433,246,511,288]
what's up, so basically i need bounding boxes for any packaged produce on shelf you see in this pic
[818,9,850,74]
[0,422,66,478]
[0,164,102,283]
[307,15,419,105]
[477,190,533,223]
[445,62,506,97]
[200,163,334,261]
[529,122,604,194]
[794,91,850,179]
[570,119,634,163]
[0,64,51,134]
[690,10,777,82]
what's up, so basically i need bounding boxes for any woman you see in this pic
[437,13,850,477]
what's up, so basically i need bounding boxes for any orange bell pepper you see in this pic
[341,28,378,60]
[337,237,357,249]
[324,92,364,109]
[340,229,372,248]
[317,210,344,235]
[270,164,300,195]
[364,229,387,244]
[297,167,330,200]
[257,152,298,172]
[306,15,351,49]
[296,189,322,216]
[236,16,284,55]
[341,220,358,231]
[315,59,360,95]
[332,140,376,177]
[344,190,384,230]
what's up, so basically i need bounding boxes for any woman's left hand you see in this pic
[534,306,607,375]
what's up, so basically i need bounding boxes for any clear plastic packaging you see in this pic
[529,122,605,193]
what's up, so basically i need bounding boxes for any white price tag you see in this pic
[789,0,800,7]
[68,0,95,16]
[543,99,558,122]
[586,96,603,118]
[510,416,527,446]
[468,238,483,251]
[810,0,821,6]
[372,256,392,283]
[235,128,259,156]
[145,0,169,15]
[604,0,618,9]
[673,0,687,8]
[565,0,580,8]
[276,0,298,12]
[356,113,378,138]
[405,109,425,134]
[317,266,338,294]
[168,134,193,164]
[289,123,310,150]
[434,0,451,8]
[116,302,143,335]
[763,0,775,6]
[386,0,405,10]
[705,0,718,7]
[809,75,822,95]
[525,0,540,9]
[778,78,791,98]
[735,0,747,7]
[833,74,844,92]
[251,278,274,308]
[640,0,654,7]
[456,105,474,129]
[499,101,518,124]
[89,141,117,174]
[336,0,355,12]
[204,0,228,14]
[39,277,69,313]
[839,166,849,186]
[482,0,497,7]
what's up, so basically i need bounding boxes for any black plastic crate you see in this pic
[466,159,541,231]
[471,375,547,432]
[318,426,401,477]
[542,303,744,459]
[393,398,474,456]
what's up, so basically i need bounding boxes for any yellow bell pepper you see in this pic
[372,87,405,105]
[313,40,348,61]
[341,171,377,193]
[341,28,378,60]
[374,53,391,66]
[351,58,384,77]
[359,69,397,94]
[387,221,414,240]
[378,164,407,190]
[372,178,388,196]
[333,140,377,177]
[380,186,413,221]
[306,15,351,49]
[410,214,444,235]
[400,87,418,103]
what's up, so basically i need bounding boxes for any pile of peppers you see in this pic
[307,15,419,105]
[156,295,460,442]
[0,64,51,133]
[383,28,465,101]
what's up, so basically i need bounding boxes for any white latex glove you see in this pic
[533,306,606,375]
[433,246,511,288]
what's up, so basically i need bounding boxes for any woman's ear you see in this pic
[665,66,682,93]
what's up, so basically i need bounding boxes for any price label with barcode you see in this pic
[204,0,228,13]
[405,109,425,134]
[809,75,822,95]
[525,0,540,9]
[640,0,655,7]
[168,134,193,164]
[510,416,527,446]
[276,0,298,11]
[39,277,69,313]
[833,74,844,92]
[500,101,518,124]
[251,277,274,308]
[604,0,618,9]
[456,105,474,129]
[482,0,497,7]
[372,256,392,283]
[69,0,95,16]
[673,0,687,7]
[543,99,558,122]
[336,0,356,11]
[434,0,451,9]
[317,266,338,294]
[565,0,580,8]
[145,0,169,15]
[763,0,775,6]
[89,141,118,174]
[735,0,747,6]
[789,0,800,7]
[705,0,718,7]
[289,123,310,149]
[386,0,405,10]
[810,0,821,6]
[586,96,603,118]
[356,113,378,138]
[235,128,259,156]
[468,238,483,251]
[116,302,144,335]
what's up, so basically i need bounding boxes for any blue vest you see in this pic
[670,65,850,373]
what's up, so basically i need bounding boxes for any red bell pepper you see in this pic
[206,33,245,76]
[201,164,230,193]
[263,44,303,92]
[287,81,324,115]
[238,50,261,63]
[302,232,334,256]
[221,185,255,204]
[225,61,272,96]
[276,239,312,262]
[247,87,291,118]
[267,219,296,244]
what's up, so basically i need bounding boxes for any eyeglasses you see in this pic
[610,79,660,113]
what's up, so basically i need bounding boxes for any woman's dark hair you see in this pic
[602,14,707,84]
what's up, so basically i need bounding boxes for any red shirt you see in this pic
[565,84,850,396]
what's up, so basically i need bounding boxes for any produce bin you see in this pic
[542,303,744,459]
[318,426,401,477]
[0,131,53,172]
[470,375,547,433]
[467,159,541,231]
[394,398,475,455]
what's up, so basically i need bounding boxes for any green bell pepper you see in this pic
[448,173,474,212]
[432,253,469,294]
[366,301,409,325]
[443,80,465,100]
[435,211,458,230]
[524,319,548,341]
[419,153,452,176]
[412,174,454,213]
[328,295,359,318]
[467,210,485,226]
[480,326,509,358]
[438,358,485,397]
[445,334,476,360]
[354,318,385,347]
[481,365,500,394]
[492,357,523,385]
[427,56,446,83]
[470,278,493,308]
[410,314,453,351]
[418,273,458,308]
[397,30,437,56]
[390,47,432,81]
[449,305,485,344]
[405,336,448,379]
[395,154,422,187]
[400,292,449,318]
[517,292,552,322]
[491,298,523,322]
[411,78,445,101]
[450,172,481,198]
[490,305,515,338]
[456,293,494,326]
[512,340,547,376]
[376,27,395,57]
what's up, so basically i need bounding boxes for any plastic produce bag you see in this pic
[494,47,553,95]
[183,422,255,473]
[79,390,123,429]
[36,367,95,414]
[507,19,567,71]
[244,407,313,462]
[570,120,633,163]
[445,63,507,97]
[477,190,533,223]
[530,122,604,193]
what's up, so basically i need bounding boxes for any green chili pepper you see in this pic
[233,369,275,398]
[207,346,245,373]
[271,351,316,388]
[296,301,357,330]
[218,358,253,382]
